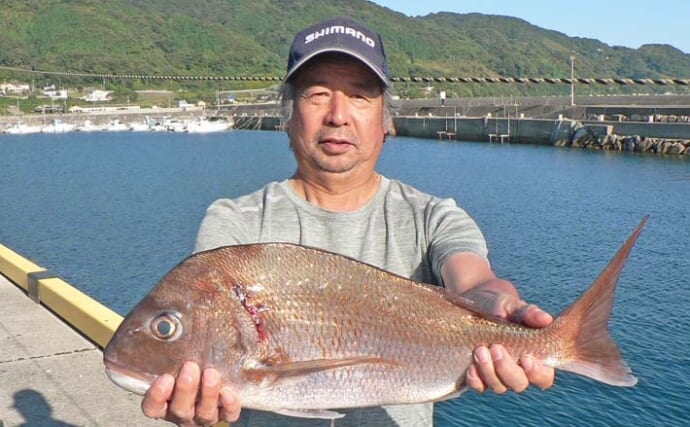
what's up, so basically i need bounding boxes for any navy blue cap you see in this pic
[285,16,390,86]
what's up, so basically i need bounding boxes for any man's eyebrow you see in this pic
[300,78,380,93]
[351,80,381,92]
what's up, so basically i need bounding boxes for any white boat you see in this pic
[185,116,232,133]
[143,116,167,132]
[76,120,105,132]
[3,122,42,134]
[105,119,130,132]
[129,121,151,132]
[41,119,76,133]
[166,119,187,132]
[149,122,167,132]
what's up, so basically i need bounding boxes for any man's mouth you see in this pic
[319,138,354,154]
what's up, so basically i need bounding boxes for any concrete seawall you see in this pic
[592,121,690,140]
[392,116,690,145]
[234,114,690,155]
[234,115,571,145]
[390,116,572,145]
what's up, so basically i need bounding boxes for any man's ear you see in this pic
[384,116,396,138]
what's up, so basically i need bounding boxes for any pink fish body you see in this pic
[104,218,644,419]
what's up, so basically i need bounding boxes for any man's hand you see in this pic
[141,362,241,426]
[441,252,556,394]
[462,279,555,393]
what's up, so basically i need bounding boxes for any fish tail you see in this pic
[548,217,646,387]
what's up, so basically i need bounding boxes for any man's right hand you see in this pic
[141,362,241,426]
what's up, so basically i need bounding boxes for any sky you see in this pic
[370,0,690,54]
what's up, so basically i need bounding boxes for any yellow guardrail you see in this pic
[0,242,43,289]
[0,243,123,348]
[0,242,233,426]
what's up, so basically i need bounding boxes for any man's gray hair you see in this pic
[279,82,395,135]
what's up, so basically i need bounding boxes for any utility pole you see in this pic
[570,55,576,106]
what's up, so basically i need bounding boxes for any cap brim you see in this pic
[284,48,390,87]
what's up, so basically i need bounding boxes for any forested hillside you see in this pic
[1,0,688,98]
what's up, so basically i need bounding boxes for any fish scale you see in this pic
[104,217,644,420]
[254,263,466,369]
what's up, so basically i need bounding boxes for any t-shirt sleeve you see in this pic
[193,198,253,253]
[425,197,489,284]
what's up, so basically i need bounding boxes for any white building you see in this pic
[1,82,31,95]
[43,86,68,100]
[80,90,113,102]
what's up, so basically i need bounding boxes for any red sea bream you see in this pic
[103,218,645,419]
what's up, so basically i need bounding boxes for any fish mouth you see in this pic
[103,358,158,395]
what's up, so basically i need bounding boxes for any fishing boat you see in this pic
[185,116,232,133]
[3,122,42,134]
[41,119,76,133]
[76,120,105,132]
[105,119,130,132]
[129,120,151,132]
[166,118,187,132]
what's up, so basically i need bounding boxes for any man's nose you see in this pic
[325,91,350,126]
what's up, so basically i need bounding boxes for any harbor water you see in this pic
[1,130,688,426]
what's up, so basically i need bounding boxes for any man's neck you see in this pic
[288,171,382,211]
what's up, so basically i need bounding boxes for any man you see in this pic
[141,16,554,427]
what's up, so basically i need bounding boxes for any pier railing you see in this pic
[0,243,122,348]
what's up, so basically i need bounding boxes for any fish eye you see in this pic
[150,313,183,341]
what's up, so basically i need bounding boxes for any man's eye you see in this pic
[306,92,330,104]
[350,93,374,104]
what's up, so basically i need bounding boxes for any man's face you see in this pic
[287,55,387,177]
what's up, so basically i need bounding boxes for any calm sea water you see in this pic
[1,130,688,426]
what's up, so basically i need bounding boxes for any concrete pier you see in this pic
[0,247,159,426]
[229,95,690,150]
[234,113,690,154]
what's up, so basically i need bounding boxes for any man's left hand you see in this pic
[462,279,555,393]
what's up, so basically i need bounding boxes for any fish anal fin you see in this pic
[273,408,346,419]
[432,386,467,402]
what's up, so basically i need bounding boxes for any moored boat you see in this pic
[185,116,232,133]
[76,120,105,132]
[105,119,130,132]
[41,119,76,133]
[129,121,151,132]
[3,122,43,134]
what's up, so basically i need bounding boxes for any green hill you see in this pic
[1,0,688,99]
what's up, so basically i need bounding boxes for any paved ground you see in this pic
[0,274,160,427]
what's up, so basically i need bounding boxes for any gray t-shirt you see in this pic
[194,176,488,427]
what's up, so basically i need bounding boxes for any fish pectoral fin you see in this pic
[266,355,398,376]
[245,355,398,385]
[273,408,346,420]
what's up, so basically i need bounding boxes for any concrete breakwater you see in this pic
[234,115,690,157]
[558,120,690,154]
[562,133,690,155]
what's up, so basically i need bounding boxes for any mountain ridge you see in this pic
[0,0,687,97]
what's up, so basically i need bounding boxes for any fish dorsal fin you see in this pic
[244,356,400,385]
